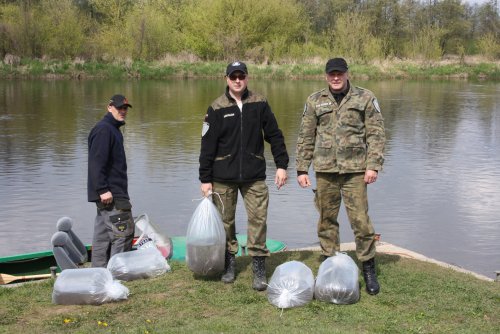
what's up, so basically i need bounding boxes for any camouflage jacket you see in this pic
[295,83,385,174]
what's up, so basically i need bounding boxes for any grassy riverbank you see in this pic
[1,57,500,81]
[0,250,498,333]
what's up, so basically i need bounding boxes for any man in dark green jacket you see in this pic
[296,58,385,295]
[199,61,289,291]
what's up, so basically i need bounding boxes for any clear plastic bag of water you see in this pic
[52,268,129,305]
[186,197,226,276]
[107,247,170,281]
[267,261,315,308]
[314,252,360,304]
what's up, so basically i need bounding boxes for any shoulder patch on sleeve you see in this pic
[372,98,381,113]
[202,122,210,137]
[302,103,308,117]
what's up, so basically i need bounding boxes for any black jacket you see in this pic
[87,112,129,202]
[199,87,289,183]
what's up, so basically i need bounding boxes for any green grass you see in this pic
[1,59,499,81]
[0,250,498,333]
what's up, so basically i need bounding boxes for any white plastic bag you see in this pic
[135,213,173,259]
[267,261,315,308]
[52,268,129,305]
[107,247,170,281]
[314,252,360,304]
[186,197,226,276]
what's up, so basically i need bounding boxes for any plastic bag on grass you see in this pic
[314,252,360,304]
[107,247,170,281]
[186,197,226,276]
[135,213,173,259]
[52,268,129,305]
[267,261,314,308]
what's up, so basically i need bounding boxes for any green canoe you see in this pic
[0,235,286,278]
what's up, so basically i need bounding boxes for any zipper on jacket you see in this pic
[239,103,244,180]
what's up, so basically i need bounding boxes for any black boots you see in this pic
[362,258,380,295]
[221,253,267,290]
[252,256,267,291]
[221,252,236,283]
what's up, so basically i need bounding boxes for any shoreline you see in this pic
[1,58,500,81]
[292,241,496,282]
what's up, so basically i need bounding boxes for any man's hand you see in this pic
[275,168,287,190]
[201,183,213,197]
[297,174,311,188]
[100,191,113,205]
[364,170,378,184]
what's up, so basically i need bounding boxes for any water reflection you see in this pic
[0,79,499,279]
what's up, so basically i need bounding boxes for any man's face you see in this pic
[226,71,248,96]
[326,71,348,92]
[108,105,129,122]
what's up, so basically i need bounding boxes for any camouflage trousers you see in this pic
[315,172,376,262]
[213,180,270,257]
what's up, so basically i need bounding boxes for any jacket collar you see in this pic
[104,111,125,128]
[225,86,249,102]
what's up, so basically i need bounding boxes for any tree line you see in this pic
[0,0,499,64]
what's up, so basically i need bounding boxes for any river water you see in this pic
[0,78,499,279]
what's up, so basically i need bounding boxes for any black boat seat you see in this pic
[56,216,88,263]
[51,231,82,270]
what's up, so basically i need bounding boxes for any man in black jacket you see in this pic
[199,61,289,291]
[88,94,135,267]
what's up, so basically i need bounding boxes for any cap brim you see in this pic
[115,103,132,108]
[326,67,347,73]
[227,70,247,76]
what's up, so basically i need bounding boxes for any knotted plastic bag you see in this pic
[314,252,360,304]
[186,197,226,276]
[135,213,173,259]
[52,268,129,305]
[107,247,170,281]
[267,261,315,308]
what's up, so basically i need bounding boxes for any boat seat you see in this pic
[56,216,88,263]
[51,231,82,270]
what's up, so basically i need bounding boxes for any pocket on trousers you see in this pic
[109,211,134,237]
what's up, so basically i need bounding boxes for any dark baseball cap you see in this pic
[226,61,248,76]
[325,58,348,73]
[109,94,132,108]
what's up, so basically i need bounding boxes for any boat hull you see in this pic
[0,235,286,277]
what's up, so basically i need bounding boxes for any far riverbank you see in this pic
[1,57,499,81]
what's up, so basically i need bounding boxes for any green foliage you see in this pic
[36,0,90,59]
[0,0,499,62]
[183,0,307,61]
[332,11,384,62]
[477,33,500,60]
[405,25,445,61]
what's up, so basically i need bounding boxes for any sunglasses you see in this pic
[228,73,247,81]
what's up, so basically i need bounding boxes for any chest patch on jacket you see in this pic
[315,102,332,108]
[372,98,381,113]
[202,122,209,137]
[224,113,235,118]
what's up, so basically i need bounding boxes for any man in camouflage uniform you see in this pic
[199,61,289,291]
[295,58,385,295]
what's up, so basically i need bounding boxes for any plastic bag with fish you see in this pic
[314,252,359,304]
[267,261,314,308]
[186,197,226,276]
